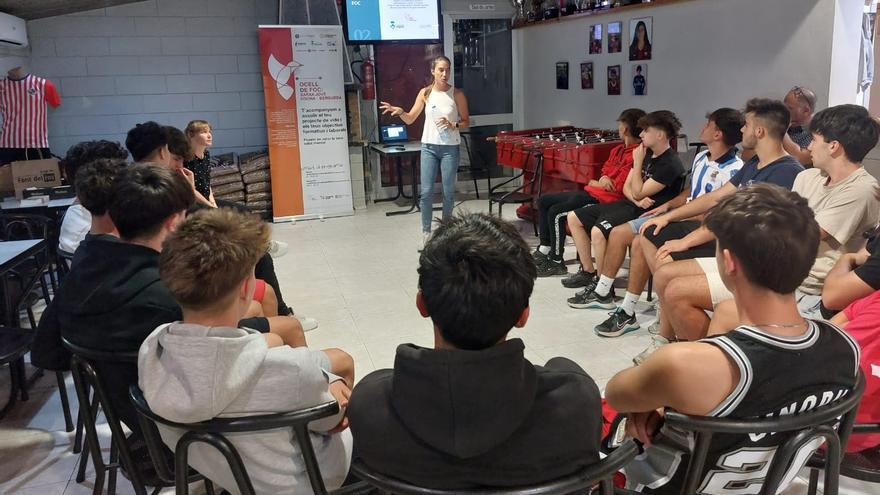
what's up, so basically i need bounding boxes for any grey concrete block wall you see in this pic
[0,0,278,157]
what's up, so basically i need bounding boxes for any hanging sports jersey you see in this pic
[0,74,61,149]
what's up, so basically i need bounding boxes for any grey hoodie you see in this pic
[138,322,351,495]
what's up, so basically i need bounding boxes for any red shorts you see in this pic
[253,279,266,302]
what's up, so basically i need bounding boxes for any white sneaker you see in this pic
[268,240,289,258]
[647,318,661,335]
[421,231,431,248]
[293,314,319,332]
[633,335,669,365]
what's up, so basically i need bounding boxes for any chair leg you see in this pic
[204,479,215,495]
[26,305,37,329]
[56,371,74,432]
[16,358,28,401]
[107,438,118,495]
[472,174,479,200]
[807,467,819,495]
[646,276,653,302]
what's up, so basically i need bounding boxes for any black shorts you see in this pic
[239,316,270,333]
[642,220,716,260]
[573,199,643,239]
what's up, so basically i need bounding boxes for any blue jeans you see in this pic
[419,143,459,232]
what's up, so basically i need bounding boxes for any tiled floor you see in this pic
[0,198,873,494]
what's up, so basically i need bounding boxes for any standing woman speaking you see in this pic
[379,55,470,239]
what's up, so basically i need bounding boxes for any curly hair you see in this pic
[61,140,128,189]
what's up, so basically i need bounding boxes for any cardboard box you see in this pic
[0,164,13,197]
[10,159,62,199]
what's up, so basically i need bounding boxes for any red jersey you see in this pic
[584,142,637,203]
[843,290,880,452]
[0,74,61,149]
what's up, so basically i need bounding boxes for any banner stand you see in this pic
[258,25,354,222]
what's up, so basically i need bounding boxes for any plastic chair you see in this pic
[615,372,865,495]
[63,337,182,495]
[350,439,639,495]
[128,385,369,495]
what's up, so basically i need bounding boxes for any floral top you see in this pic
[184,149,212,199]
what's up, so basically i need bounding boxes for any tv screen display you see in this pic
[343,0,442,44]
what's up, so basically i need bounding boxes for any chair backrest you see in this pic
[62,337,147,494]
[663,371,865,495]
[129,384,352,495]
[349,440,640,495]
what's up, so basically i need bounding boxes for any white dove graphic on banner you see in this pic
[267,54,303,100]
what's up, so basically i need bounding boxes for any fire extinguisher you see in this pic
[361,57,375,100]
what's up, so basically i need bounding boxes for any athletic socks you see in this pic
[594,275,615,297]
[538,245,551,255]
[619,292,641,316]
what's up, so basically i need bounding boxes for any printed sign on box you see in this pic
[11,159,62,199]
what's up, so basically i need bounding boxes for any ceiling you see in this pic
[0,0,144,20]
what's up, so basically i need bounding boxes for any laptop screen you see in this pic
[381,124,408,143]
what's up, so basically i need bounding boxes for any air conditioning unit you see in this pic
[0,12,27,47]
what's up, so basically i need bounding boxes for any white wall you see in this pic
[829,0,865,106]
[514,0,842,139]
[0,0,277,157]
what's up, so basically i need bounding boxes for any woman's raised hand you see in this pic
[379,101,403,117]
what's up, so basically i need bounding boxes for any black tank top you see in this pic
[625,319,859,494]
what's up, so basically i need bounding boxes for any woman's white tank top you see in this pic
[421,85,461,146]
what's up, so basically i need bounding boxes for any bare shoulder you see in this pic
[648,341,736,384]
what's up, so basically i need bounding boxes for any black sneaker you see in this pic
[562,267,596,289]
[594,307,640,337]
[567,287,616,309]
[537,259,568,277]
[532,248,549,264]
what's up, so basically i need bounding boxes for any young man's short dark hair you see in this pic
[62,140,129,188]
[618,108,647,138]
[125,121,167,162]
[638,110,682,141]
[810,104,880,163]
[164,125,191,160]
[109,163,194,240]
[75,158,127,216]
[707,108,744,147]
[418,213,536,350]
[704,183,819,294]
[744,98,790,141]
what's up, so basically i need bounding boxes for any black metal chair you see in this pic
[129,384,369,495]
[0,326,32,420]
[805,423,880,493]
[616,372,865,495]
[63,337,174,495]
[489,145,545,236]
[460,130,492,199]
[350,439,639,495]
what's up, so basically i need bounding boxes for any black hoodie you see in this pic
[33,238,182,429]
[348,338,602,489]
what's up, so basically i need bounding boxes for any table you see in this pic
[0,239,46,327]
[369,141,424,217]
[0,196,75,211]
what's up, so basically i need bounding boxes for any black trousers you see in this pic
[536,191,598,260]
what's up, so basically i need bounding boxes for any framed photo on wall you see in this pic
[589,24,602,54]
[629,17,652,61]
[580,62,593,89]
[632,64,647,95]
[608,22,622,53]
[608,65,621,95]
[557,61,569,90]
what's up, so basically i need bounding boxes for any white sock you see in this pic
[538,245,551,255]
[620,292,641,316]
[594,275,615,297]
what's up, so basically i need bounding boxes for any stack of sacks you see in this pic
[240,150,272,218]
[210,153,245,203]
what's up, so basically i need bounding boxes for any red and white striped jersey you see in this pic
[0,74,61,149]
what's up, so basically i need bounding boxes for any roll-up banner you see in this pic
[258,25,353,221]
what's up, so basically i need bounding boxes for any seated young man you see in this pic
[566,110,685,309]
[633,99,804,356]
[535,108,645,278]
[605,184,860,494]
[57,140,129,256]
[706,104,880,330]
[33,164,303,431]
[822,226,880,315]
[349,213,602,489]
[590,108,744,337]
[125,122,310,327]
[139,208,353,494]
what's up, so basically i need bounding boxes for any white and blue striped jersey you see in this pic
[687,148,743,202]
